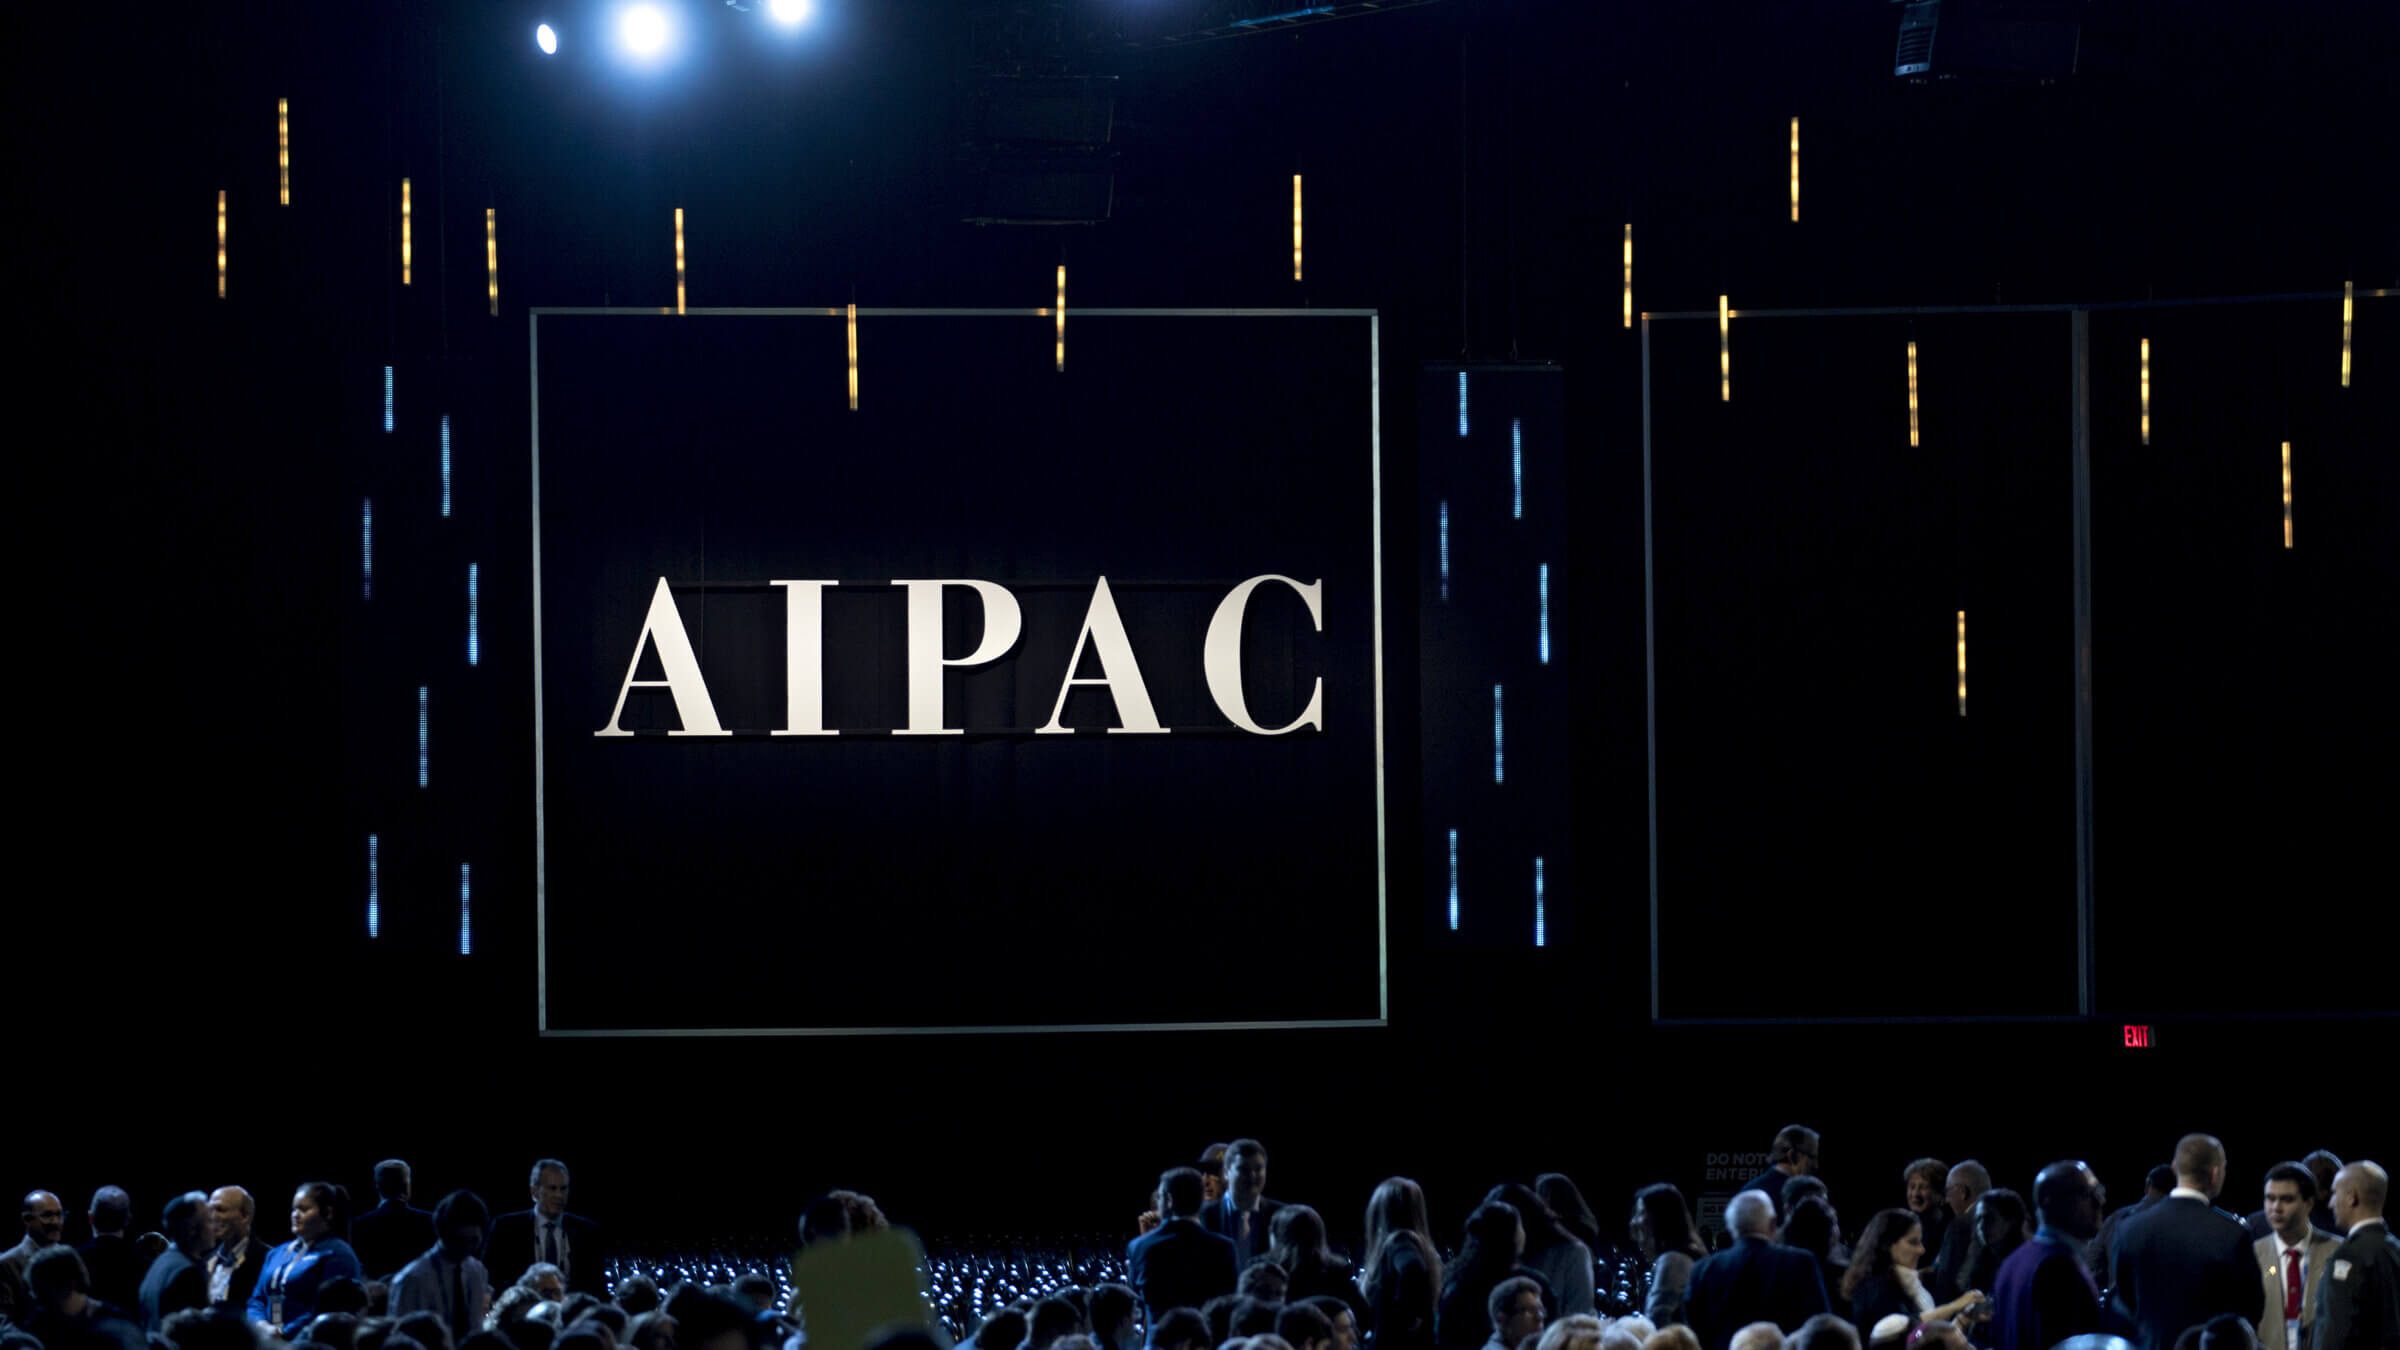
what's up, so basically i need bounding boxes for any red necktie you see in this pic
[2285,1247,2303,1322]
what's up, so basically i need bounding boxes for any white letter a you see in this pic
[595,577,730,737]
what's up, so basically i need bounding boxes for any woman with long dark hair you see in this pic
[1487,1183,1594,1317]
[1270,1205,1372,1325]
[1535,1176,1604,1251]
[247,1182,363,1334]
[1365,1229,1442,1350]
[1841,1210,1983,1339]
[1436,1203,1551,1350]
[1629,1184,1705,1328]
[1778,1197,1850,1304]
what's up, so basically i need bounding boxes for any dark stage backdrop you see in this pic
[533,310,1385,1033]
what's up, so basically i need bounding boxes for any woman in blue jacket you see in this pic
[248,1182,364,1333]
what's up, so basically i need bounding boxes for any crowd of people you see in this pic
[3,1131,2392,1350]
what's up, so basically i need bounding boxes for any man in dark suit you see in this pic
[2093,1166,2177,1285]
[2110,1134,2264,1350]
[77,1188,146,1316]
[1685,1190,1830,1350]
[483,1159,607,1296]
[136,1193,211,1333]
[1200,1140,1283,1268]
[1129,1167,1240,1323]
[390,1191,492,1347]
[1994,1161,2131,1350]
[1741,1127,1822,1224]
[2,1189,69,1328]
[1933,1163,1995,1304]
[351,1161,438,1283]
[2316,1162,2398,1350]
[204,1187,272,1312]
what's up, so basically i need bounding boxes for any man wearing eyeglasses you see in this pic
[1742,1127,1822,1223]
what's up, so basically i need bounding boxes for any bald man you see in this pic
[1,1190,68,1325]
[207,1187,273,1310]
[2315,1163,2397,1350]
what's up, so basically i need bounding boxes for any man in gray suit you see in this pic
[2257,1163,2345,1350]
[389,1191,493,1347]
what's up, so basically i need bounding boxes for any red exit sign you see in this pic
[2123,1024,2153,1048]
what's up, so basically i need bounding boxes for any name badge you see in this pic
[2332,1259,2352,1282]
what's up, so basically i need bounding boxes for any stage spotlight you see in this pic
[769,0,812,25]
[620,4,669,58]
[536,22,558,53]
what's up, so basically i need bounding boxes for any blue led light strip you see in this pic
[467,563,480,666]
[361,499,374,600]
[1448,829,1460,931]
[459,863,473,955]
[1539,563,1550,664]
[383,366,394,433]
[367,834,380,938]
[440,414,452,518]
[1534,857,1546,947]
[1493,684,1505,784]
[417,686,429,788]
[1512,418,1523,519]
[1438,501,1451,602]
[1457,372,1469,437]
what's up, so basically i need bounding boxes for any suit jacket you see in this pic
[78,1235,148,1314]
[2110,1197,2265,1350]
[0,1237,41,1328]
[2257,1227,2345,1350]
[2314,1222,2400,1350]
[388,1248,492,1343]
[1201,1197,1285,1269]
[138,1247,209,1332]
[1685,1235,1832,1350]
[1993,1232,2117,1350]
[484,1210,607,1296]
[207,1235,274,1312]
[1127,1217,1239,1321]
[350,1201,438,1282]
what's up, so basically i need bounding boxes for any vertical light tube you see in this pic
[1956,610,1967,717]
[1622,224,1633,329]
[1457,371,1469,436]
[1437,500,1450,602]
[440,414,452,517]
[1719,295,1731,401]
[400,177,411,285]
[1447,829,1460,931]
[1908,339,1921,447]
[417,686,429,788]
[486,208,498,316]
[2282,441,2293,548]
[367,834,380,939]
[278,98,290,205]
[1292,173,1303,280]
[1055,264,1066,372]
[2342,280,2353,387]
[383,365,394,432]
[217,190,227,298]
[1789,116,1799,222]
[2140,338,2151,444]
[1493,684,1505,784]
[847,302,859,410]
[1511,418,1523,519]
[1533,857,1546,947]
[1538,563,1550,664]
[467,563,480,666]
[674,207,686,314]
[361,498,373,599]
[459,863,473,955]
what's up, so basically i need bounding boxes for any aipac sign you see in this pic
[533,309,1385,1035]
